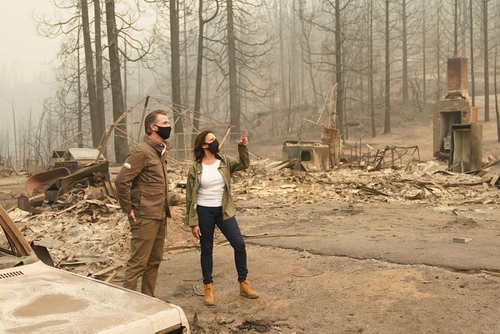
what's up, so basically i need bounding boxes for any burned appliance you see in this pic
[449,123,483,172]
[282,141,330,171]
[52,148,106,173]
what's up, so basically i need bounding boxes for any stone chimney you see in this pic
[433,56,481,165]
[447,57,468,94]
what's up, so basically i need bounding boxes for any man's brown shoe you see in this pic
[204,283,215,306]
[239,280,259,299]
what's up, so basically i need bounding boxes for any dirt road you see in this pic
[155,201,500,334]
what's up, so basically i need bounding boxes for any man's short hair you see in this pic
[145,110,167,135]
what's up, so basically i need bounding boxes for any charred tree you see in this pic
[483,0,490,122]
[105,0,128,163]
[170,0,185,159]
[369,0,376,138]
[227,0,240,138]
[495,45,500,141]
[384,0,391,134]
[469,0,476,106]
[82,0,103,148]
[193,0,219,140]
[94,0,106,154]
[402,0,408,103]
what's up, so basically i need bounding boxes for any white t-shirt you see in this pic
[197,160,224,207]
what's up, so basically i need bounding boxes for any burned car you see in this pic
[0,205,190,334]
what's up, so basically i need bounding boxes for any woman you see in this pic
[184,130,259,306]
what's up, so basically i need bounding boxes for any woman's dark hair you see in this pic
[193,130,213,162]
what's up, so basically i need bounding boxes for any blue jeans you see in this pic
[196,205,248,284]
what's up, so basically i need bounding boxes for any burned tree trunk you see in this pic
[81,0,104,148]
[105,0,128,163]
[170,0,185,160]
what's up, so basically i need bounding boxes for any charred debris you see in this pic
[0,129,499,282]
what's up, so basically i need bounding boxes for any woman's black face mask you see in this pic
[205,139,219,154]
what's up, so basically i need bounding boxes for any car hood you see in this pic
[0,261,187,334]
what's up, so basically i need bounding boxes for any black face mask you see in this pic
[155,125,171,140]
[206,139,219,154]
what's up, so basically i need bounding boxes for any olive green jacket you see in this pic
[184,145,249,227]
[115,135,171,220]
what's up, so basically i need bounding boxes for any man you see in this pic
[115,109,172,297]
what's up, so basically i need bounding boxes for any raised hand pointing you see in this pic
[238,130,248,147]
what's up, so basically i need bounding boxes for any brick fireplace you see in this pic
[432,57,482,171]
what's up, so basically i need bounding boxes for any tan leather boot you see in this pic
[239,280,259,299]
[204,283,215,306]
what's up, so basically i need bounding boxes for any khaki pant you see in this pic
[123,217,166,297]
